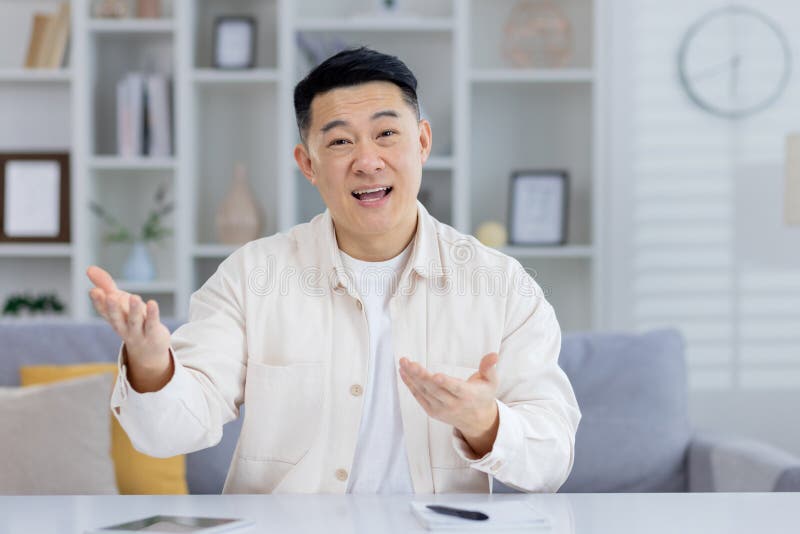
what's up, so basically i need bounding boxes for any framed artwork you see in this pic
[508,170,568,246]
[213,16,257,69]
[0,152,70,243]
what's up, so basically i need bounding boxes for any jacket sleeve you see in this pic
[109,253,248,458]
[451,262,581,493]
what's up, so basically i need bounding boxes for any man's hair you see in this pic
[293,47,420,142]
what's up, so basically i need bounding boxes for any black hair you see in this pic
[293,46,420,142]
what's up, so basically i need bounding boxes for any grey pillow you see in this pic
[557,329,691,492]
[0,373,118,494]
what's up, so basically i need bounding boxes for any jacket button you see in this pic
[335,468,348,481]
[350,384,363,396]
[356,300,363,311]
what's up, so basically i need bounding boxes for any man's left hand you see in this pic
[398,352,500,457]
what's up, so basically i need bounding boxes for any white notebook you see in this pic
[410,500,551,530]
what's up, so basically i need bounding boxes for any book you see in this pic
[145,75,172,157]
[410,500,552,530]
[34,12,59,68]
[24,14,51,68]
[26,2,70,69]
[117,73,146,157]
[41,2,71,69]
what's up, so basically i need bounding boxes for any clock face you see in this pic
[678,5,792,119]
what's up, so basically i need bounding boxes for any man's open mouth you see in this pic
[351,186,393,202]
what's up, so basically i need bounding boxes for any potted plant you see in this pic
[89,182,173,282]
[2,292,66,317]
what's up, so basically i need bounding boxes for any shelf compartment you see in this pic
[194,0,278,70]
[0,257,71,318]
[470,82,593,245]
[91,31,174,157]
[195,83,280,242]
[0,83,70,149]
[90,173,177,285]
[470,0,594,71]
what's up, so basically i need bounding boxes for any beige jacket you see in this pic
[110,201,581,494]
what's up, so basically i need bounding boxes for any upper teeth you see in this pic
[353,186,390,195]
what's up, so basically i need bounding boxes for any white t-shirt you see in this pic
[339,243,415,494]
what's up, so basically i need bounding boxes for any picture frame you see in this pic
[0,152,70,243]
[508,170,568,246]
[212,16,257,70]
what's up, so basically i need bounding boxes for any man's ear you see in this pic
[294,143,316,185]
[418,118,432,166]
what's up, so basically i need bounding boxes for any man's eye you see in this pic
[380,130,398,138]
[329,139,350,147]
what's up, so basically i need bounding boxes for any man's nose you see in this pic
[352,142,385,175]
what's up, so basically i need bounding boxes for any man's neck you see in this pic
[335,213,418,262]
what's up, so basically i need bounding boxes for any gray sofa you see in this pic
[1,319,798,493]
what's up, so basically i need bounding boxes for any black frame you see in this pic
[0,152,71,243]
[508,170,568,246]
[212,16,257,70]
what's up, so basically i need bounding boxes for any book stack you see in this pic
[117,73,173,158]
[24,2,71,69]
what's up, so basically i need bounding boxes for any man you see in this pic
[86,47,580,494]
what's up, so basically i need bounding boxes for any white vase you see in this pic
[215,162,263,245]
[123,240,156,282]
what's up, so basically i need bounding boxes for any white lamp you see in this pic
[786,133,800,226]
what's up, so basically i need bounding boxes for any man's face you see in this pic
[294,81,432,242]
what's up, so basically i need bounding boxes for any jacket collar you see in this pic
[316,200,446,292]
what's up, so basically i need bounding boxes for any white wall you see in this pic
[605,0,800,455]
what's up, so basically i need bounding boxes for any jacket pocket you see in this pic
[238,360,325,465]
[427,363,479,469]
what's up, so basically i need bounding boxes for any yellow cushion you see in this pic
[20,363,189,495]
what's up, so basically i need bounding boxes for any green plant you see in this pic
[89,182,174,245]
[2,292,66,316]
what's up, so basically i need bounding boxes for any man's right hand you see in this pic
[86,265,174,393]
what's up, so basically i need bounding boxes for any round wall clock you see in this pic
[677,5,792,119]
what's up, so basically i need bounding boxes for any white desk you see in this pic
[0,493,798,533]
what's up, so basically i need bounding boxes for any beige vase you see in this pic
[215,162,262,244]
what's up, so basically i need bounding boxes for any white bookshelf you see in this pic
[89,156,177,170]
[0,68,72,82]
[192,244,239,259]
[192,68,280,84]
[0,0,606,331]
[294,17,455,32]
[470,68,594,83]
[0,244,74,258]
[115,280,176,293]
[87,19,175,34]
[501,245,595,259]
